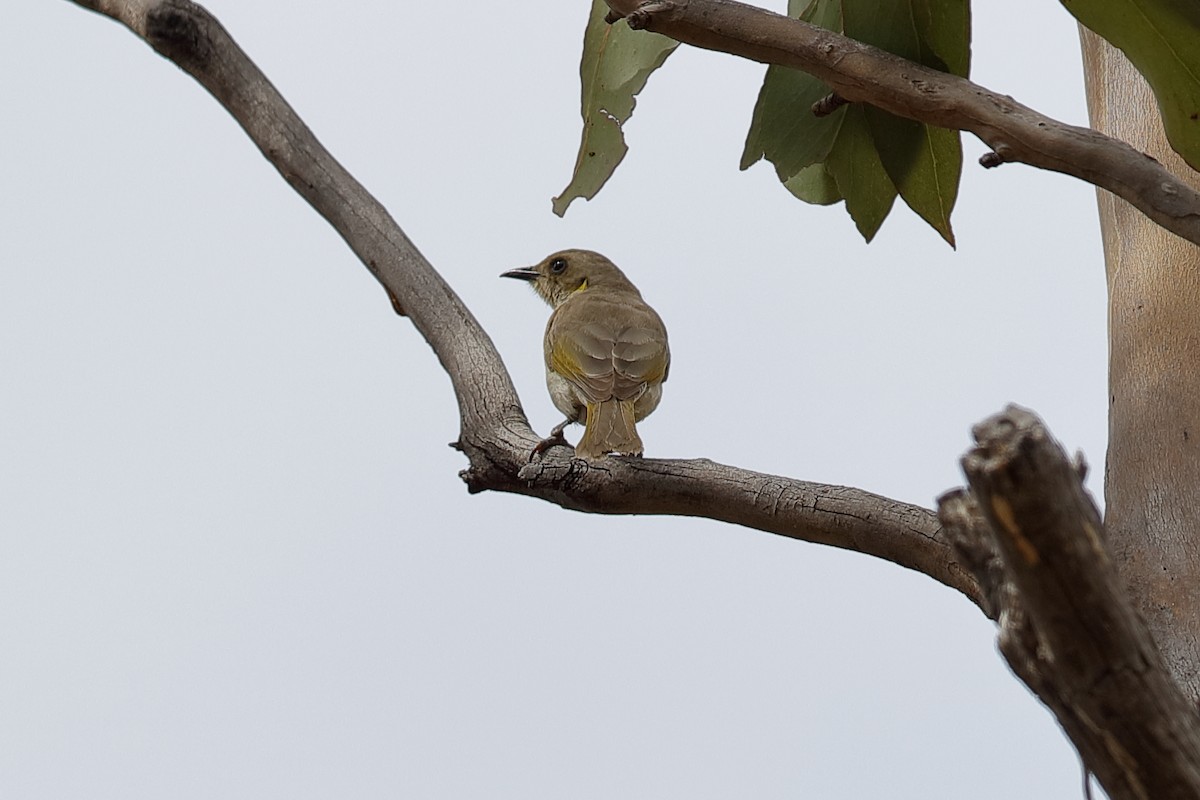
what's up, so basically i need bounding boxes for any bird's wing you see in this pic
[548,321,617,404]
[611,321,669,398]
[548,301,669,403]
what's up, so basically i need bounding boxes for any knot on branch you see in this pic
[146,0,215,69]
[622,1,683,30]
[979,148,1012,169]
[812,92,849,117]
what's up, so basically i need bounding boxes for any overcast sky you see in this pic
[2,2,1108,798]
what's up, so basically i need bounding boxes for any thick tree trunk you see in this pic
[1081,29,1200,701]
[63,1,1200,791]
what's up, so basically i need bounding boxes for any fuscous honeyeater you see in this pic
[501,249,670,460]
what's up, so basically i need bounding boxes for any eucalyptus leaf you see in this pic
[783,163,844,205]
[740,0,967,244]
[742,0,845,178]
[552,0,679,216]
[1062,0,1200,170]
[864,107,959,246]
[826,105,898,242]
[844,0,965,245]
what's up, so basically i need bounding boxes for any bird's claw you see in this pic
[529,430,571,462]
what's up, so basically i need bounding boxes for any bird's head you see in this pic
[501,249,638,307]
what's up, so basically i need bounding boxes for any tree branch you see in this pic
[66,0,979,607]
[477,441,979,603]
[603,0,1200,247]
[64,3,1200,789]
[939,406,1200,800]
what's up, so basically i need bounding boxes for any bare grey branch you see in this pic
[603,0,1200,246]
[65,0,977,609]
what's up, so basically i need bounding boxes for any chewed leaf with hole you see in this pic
[553,0,678,216]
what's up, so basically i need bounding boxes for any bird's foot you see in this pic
[529,432,569,461]
[529,419,575,462]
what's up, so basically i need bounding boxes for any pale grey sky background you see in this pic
[2,2,1107,798]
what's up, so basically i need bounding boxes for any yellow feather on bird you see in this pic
[502,249,670,460]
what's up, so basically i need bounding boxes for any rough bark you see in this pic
[1080,30,1200,701]
[601,0,1200,246]
[939,406,1200,800]
[65,0,977,606]
[62,0,1200,793]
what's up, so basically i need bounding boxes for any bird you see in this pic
[501,249,670,460]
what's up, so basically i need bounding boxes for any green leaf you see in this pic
[844,0,965,246]
[913,0,970,77]
[740,0,967,244]
[741,70,844,179]
[552,1,679,216]
[741,0,845,178]
[1061,0,1200,170]
[826,105,898,241]
[845,0,970,77]
[863,107,960,246]
[783,163,844,205]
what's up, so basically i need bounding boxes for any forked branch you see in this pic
[66,0,978,606]
[62,3,1200,792]
[939,406,1200,800]
[604,0,1200,246]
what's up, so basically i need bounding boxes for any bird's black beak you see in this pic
[500,267,539,282]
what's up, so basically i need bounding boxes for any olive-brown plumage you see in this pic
[501,249,670,459]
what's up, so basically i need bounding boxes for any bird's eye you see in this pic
[549,258,567,274]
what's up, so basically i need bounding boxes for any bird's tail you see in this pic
[577,399,643,459]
